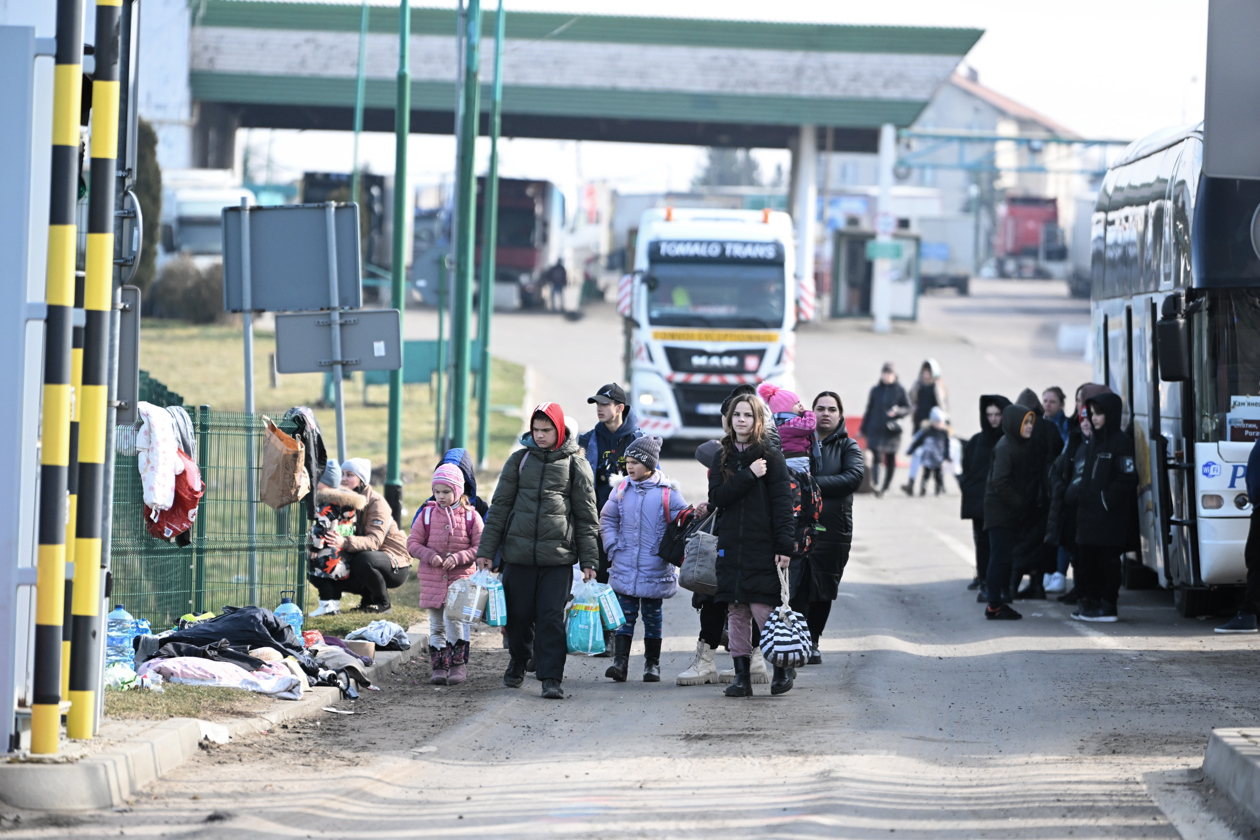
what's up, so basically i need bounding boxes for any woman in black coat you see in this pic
[790,391,863,663]
[959,394,1011,598]
[983,403,1036,620]
[709,394,795,697]
[859,363,910,496]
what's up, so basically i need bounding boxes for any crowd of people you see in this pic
[305,357,1150,700]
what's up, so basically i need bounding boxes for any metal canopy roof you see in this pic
[190,1,982,150]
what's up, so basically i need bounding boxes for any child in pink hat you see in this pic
[408,463,483,685]
[758,382,816,473]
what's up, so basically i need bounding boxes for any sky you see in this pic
[237,0,1210,202]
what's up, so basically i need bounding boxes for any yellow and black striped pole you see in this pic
[62,273,83,703]
[32,0,85,756]
[68,0,121,740]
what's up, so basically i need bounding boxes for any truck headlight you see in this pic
[639,393,655,405]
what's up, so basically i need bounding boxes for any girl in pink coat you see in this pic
[408,464,483,685]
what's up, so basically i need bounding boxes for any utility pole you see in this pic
[385,0,410,523]
[450,0,480,449]
[476,0,504,469]
[349,0,369,209]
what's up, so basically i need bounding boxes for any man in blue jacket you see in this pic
[1217,437,1260,633]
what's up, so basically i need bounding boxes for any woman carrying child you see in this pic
[408,464,484,686]
[709,395,796,697]
[600,435,687,682]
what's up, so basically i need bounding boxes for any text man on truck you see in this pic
[620,207,796,442]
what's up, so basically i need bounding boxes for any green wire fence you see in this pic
[110,404,308,630]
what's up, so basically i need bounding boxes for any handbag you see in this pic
[885,419,903,434]
[657,498,705,567]
[260,418,309,510]
[678,513,718,595]
[760,566,813,668]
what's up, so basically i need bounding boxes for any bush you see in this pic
[149,257,224,324]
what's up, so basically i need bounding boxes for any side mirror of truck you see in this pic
[1156,294,1190,382]
[644,274,658,292]
[160,223,175,253]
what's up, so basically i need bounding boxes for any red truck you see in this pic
[994,196,1068,279]
[475,177,566,309]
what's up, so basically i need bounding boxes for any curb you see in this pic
[0,628,425,811]
[1203,728,1260,825]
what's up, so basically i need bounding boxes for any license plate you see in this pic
[695,403,723,416]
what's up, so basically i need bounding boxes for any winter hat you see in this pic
[624,435,663,471]
[531,402,567,449]
[432,463,465,498]
[758,382,801,415]
[929,406,947,424]
[342,458,371,487]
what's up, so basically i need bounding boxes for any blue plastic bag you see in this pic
[590,583,626,631]
[566,598,605,656]
[474,569,507,627]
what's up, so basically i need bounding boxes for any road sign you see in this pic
[866,240,904,261]
[875,211,897,237]
[222,203,363,313]
[274,309,403,374]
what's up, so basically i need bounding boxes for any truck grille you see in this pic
[674,383,736,429]
[664,346,764,375]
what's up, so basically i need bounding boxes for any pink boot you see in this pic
[429,645,449,685]
[447,641,468,686]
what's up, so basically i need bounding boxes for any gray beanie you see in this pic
[624,435,663,471]
[342,457,371,487]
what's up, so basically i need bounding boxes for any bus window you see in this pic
[1195,290,1260,442]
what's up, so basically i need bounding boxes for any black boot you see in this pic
[771,664,794,695]
[604,634,631,682]
[724,656,753,697]
[643,638,661,682]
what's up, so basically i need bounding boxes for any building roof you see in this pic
[948,72,1078,138]
[188,1,984,149]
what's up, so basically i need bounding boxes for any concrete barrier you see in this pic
[1203,728,1260,824]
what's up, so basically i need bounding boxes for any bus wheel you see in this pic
[1174,587,1212,618]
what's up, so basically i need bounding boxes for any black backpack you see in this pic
[786,467,823,558]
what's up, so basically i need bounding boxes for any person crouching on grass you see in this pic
[708,395,796,697]
[409,464,483,686]
[599,435,688,683]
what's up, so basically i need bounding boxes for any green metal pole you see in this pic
[435,258,447,450]
[385,0,410,524]
[349,0,369,208]
[450,0,481,449]
[475,0,504,469]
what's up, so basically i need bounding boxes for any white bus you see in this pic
[1092,122,1260,616]
[620,208,796,442]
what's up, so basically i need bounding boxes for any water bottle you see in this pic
[105,605,136,667]
[274,590,303,639]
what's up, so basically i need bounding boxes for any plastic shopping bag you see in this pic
[566,602,605,656]
[590,582,626,631]
[472,569,507,627]
[444,577,489,626]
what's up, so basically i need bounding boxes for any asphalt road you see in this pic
[25,280,1260,839]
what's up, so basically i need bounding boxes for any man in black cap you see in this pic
[578,383,643,587]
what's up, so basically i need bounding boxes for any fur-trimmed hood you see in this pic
[315,486,367,511]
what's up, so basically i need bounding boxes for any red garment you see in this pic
[408,501,484,609]
[532,402,567,449]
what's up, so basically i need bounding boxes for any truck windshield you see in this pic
[496,207,536,248]
[1195,289,1260,443]
[646,263,785,329]
[176,220,223,255]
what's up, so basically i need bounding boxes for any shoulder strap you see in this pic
[518,450,530,476]
[662,486,671,524]
[423,504,432,527]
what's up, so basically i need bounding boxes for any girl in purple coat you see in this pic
[599,435,687,683]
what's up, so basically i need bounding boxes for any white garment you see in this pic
[136,401,183,510]
[428,608,470,648]
[784,455,811,474]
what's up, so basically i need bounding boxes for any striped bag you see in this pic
[760,566,813,669]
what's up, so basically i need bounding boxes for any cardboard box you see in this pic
[344,640,375,662]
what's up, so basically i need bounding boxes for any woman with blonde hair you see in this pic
[707,394,795,697]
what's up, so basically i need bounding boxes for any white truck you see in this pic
[917,215,974,296]
[157,169,255,273]
[619,207,796,442]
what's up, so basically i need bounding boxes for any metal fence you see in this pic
[110,407,307,629]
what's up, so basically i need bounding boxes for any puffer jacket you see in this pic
[708,440,795,606]
[477,429,600,569]
[814,425,863,545]
[600,471,687,599]
[409,501,484,609]
[1045,426,1087,549]
[959,395,1011,521]
[343,484,411,569]
[1075,392,1138,547]
[983,404,1035,531]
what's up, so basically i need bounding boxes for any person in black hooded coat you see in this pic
[959,394,1010,597]
[708,394,796,696]
[983,403,1036,620]
[1070,392,1136,622]
[1010,388,1065,600]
